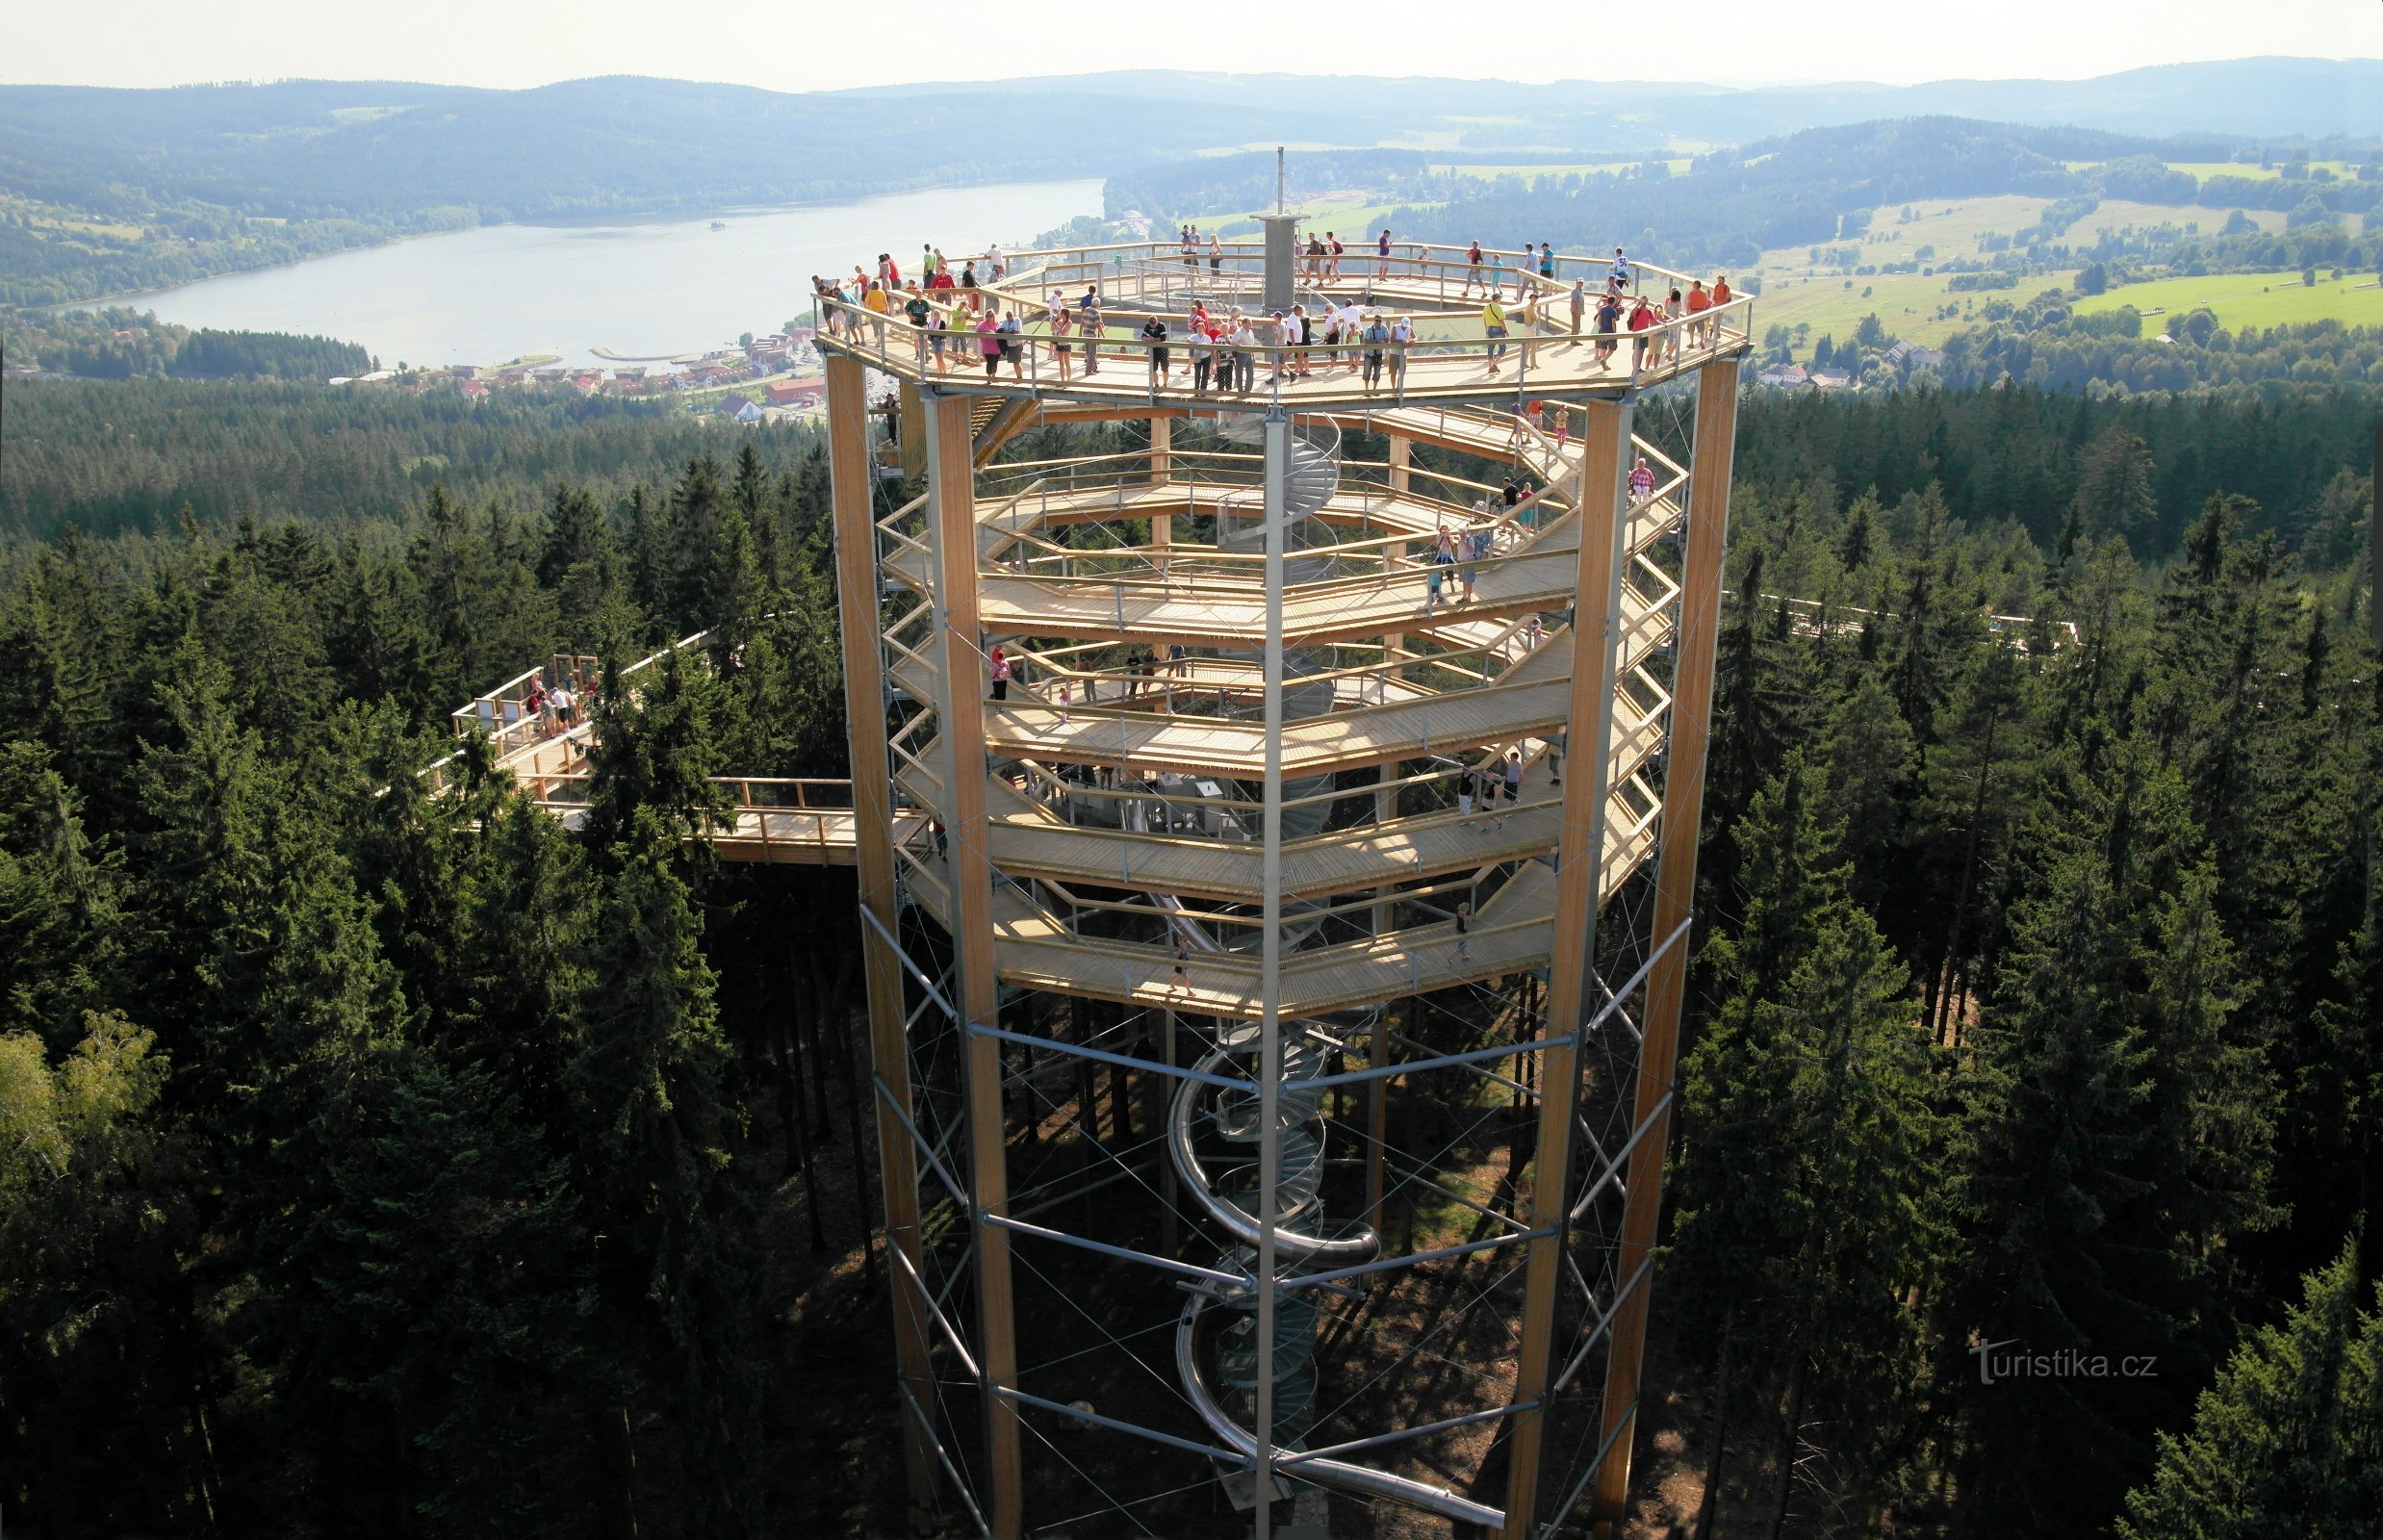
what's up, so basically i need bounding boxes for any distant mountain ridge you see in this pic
[0,56,2371,227]
[0,59,2372,310]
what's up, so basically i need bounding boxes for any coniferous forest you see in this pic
[0,379,2377,1537]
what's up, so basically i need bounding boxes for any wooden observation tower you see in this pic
[814,222,1750,1538]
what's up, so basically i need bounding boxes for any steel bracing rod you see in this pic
[1589,355,1744,1527]
[1278,1224,1560,1294]
[966,1021,1249,1090]
[826,352,941,1528]
[897,1382,995,1539]
[888,1227,984,1381]
[995,1386,1247,1466]
[1551,1254,1657,1395]
[987,1213,1245,1288]
[872,1076,973,1215]
[1538,1399,1639,1540]
[1276,1399,1541,1469]
[1571,1090,1675,1222]
[858,903,960,1023]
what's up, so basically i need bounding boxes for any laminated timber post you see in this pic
[925,389,1026,1537]
[827,354,940,1533]
[1589,357,1742,1530]
[1499,396,1635,1540]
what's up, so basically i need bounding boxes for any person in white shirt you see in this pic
[1227,317,1256,391]
[1609,247,1629,289]
[987,243,1005,279]
[1389,314,1415,386]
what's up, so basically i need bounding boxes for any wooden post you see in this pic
[1151,416,1173,575]
[1499,397,1634,1540]
[1589,357,1741,1528]
[1367,760,1396,1233]
[826,353,940,1534]
[926,390,1026,1538]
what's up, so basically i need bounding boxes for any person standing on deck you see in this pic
[1390,313,1415,389]
[1463,240,1485,296]
[862,279,890,346]
[1142,315,1170,383]
[1505,749,1524,806]
[1327,232,1345,279]
[1482,295,1510,373]
[1685,278,1712,347]
[976,309,1002,378]
[1361,311,1390,393]
[1539,243,1556,280]
[1454,901,1473,961]
[1080,290,1105,376]
[1208,232,1224,272]
[1377,228,1394,276]
[989,646,1011,701]
[1182,225,1197,270]
[997,309,1025,379]
[1487,247,1505,303]
[1228,314,1257,392]
[987,242,1005,279]
[1609,246,1629,289]
[1049,305,1075,383]
[1627,292,1657,370]
[1593,291,1623,365]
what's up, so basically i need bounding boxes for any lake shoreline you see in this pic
[59,177,1105,323]
[58,178,1105,372]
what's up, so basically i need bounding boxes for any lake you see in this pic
[93,179,1104,372]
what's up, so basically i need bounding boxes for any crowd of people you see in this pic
[807,236,1737,388]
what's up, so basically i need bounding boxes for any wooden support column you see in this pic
[926,390,1025,1538]
[826,353,939,1533]
[1367,760,1396,1233]
[1388,433,1412,494]
[1590,357,1741,1528]
[1150,416,1173,573]
[1499,397,1635,1540]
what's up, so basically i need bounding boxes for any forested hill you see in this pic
[0,378,2374,1538]
[1374,116,2383,270]
[2,59,2375,306]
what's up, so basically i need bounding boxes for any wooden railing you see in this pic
[815,285,1752,405]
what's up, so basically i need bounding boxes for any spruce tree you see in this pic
[2117,1234,2383,1540]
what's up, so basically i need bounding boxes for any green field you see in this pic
[2075,271,2383,330]
[2163,160,2359,183]
[1741,192,2314,348]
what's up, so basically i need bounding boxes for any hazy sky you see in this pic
[5,0,2377,91]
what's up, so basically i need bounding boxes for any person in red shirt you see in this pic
[1627,294,1657,369]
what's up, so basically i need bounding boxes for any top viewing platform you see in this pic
[814,234,1751,410]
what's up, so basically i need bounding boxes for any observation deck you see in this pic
[816,237,1752,410]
